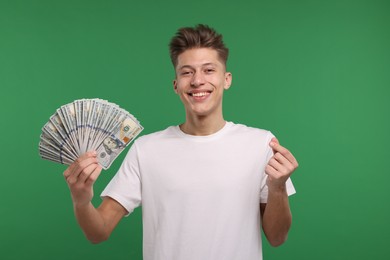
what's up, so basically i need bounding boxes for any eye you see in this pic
[181,71,193,76]
[205,68,215,74]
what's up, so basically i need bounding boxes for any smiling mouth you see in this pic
[188,91,211,97]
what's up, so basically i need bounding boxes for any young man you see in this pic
[63,24,298,260]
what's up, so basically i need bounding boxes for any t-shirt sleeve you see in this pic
[100,141,142,216]
[260,132,296,203]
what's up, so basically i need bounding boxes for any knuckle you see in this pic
[87,151,96,157]
[74,157,83,165]
[67,178,76,185]
[291,164,297,171]
[268,159,276,166]
[280,149,289,156]
[80,169,89,177]
[88,175,98,183]
[83,152,91,158]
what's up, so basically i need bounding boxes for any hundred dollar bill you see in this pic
[96,112,143,169]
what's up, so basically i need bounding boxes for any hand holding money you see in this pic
[63,151,102,207]
[39,98,144,170]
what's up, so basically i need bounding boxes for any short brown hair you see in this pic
[169,24,229,68]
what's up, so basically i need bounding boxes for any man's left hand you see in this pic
[265,137,299,191]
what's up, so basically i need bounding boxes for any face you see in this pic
[104,137,118,149]
[173,48,232,118]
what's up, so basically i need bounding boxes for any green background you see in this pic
[1,0,389,259]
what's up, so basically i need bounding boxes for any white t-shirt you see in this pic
[101,122,296,260]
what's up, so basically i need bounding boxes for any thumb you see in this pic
[270,137,279,153]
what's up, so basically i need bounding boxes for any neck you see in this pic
[180,114,226,136]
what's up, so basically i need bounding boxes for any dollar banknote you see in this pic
[39,98,143,170]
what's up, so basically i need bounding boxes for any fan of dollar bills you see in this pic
[39,98,143,170]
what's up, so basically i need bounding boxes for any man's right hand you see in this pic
[63,151,102,207]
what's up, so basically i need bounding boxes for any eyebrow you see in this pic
[177,63,217,71]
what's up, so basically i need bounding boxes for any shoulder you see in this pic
[133,125,178,147]
[227,122,273,141]
[224,122,274,156]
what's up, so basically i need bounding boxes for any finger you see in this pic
[267,157,286,174]
[269,154,296,176]
[269,142,298,166]
[65,151,97,176]
[265,164,279,177]
[270,137,279,154]
[274,152,293,168]
[77,163,100,183]
[69,157,98,181]
[64,152,96,179]
[64,152,98,182]
[271,137,279,145]
[274,152,298,172]
[85,165,102,187]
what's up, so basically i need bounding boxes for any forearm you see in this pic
[74,202,109,244]
[262,186,292,247]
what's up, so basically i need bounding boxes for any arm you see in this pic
[261,138,298,247]
[63,151,127,244]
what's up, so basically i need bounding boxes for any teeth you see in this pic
[192,92,208,97]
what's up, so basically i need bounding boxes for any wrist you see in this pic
[267,184,288,194]
[73,201,93,210]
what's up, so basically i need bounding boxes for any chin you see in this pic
[184,102,221,117]
[190,107,217,118]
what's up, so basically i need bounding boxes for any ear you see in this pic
[173,79,178,94]
[224,72,232,90]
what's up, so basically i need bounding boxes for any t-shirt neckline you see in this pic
[173,121,233,141]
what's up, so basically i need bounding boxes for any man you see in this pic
[63,24,298,260]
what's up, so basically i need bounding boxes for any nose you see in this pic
[190,71,206,87]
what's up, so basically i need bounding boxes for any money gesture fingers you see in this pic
[265,138,298,191]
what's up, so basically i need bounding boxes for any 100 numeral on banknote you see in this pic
[38,98,144,170]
